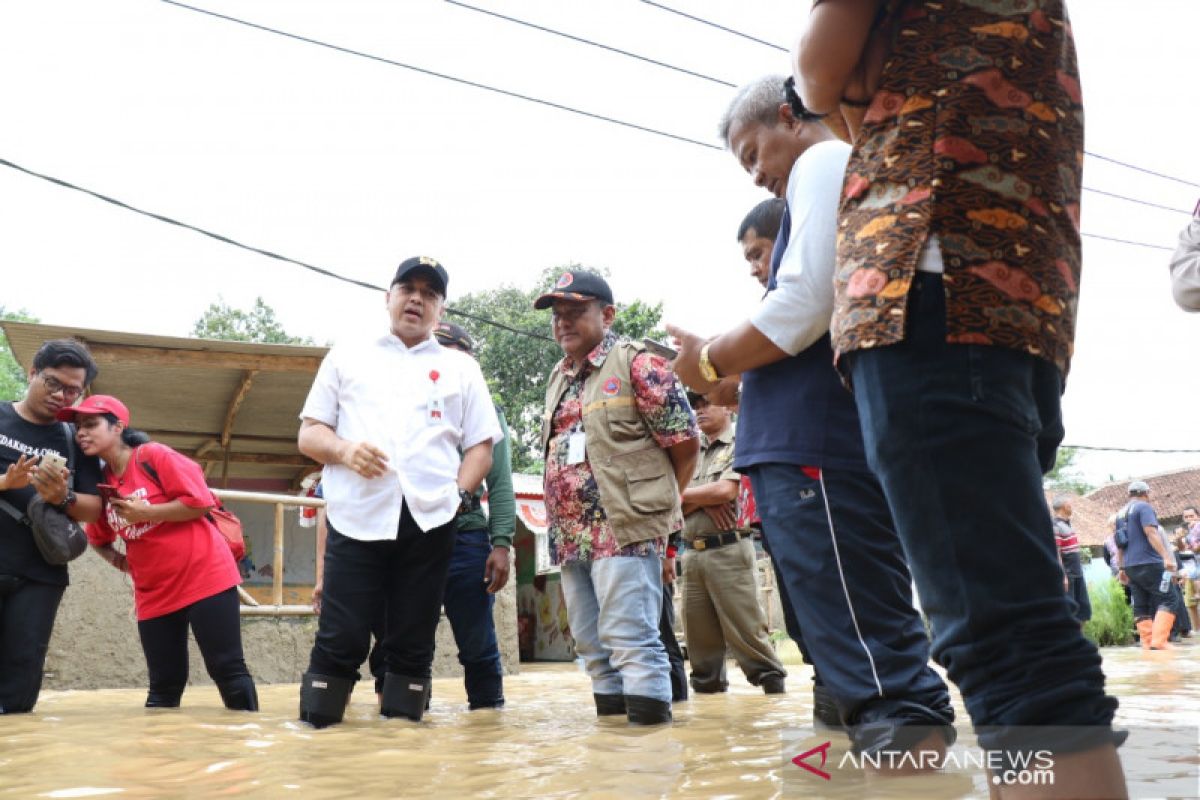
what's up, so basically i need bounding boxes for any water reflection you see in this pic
[3,645,1196,798]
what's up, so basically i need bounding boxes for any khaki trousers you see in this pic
[681,537,786,691]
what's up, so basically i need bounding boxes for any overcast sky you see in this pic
[1,0,1197,488]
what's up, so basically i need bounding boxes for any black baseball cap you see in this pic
[533,270,614,310]
[434,321,474,353]
[392,256,449,297]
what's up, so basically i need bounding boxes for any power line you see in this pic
[1082,186,1191,215]
[0,156,555,343]
[638,0,787,52]
[160,0,722,152]
[1066,445,1200,455]
[443,0,735,88]
[1085,152,1200,189]
[1080,232,1173,252]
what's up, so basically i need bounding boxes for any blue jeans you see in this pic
[845,272,1119,752]
[560,554,670,702]
[746,463,953,751]
[443,529,503,707]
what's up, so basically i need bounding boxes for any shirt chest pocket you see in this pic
[601,400,645,443]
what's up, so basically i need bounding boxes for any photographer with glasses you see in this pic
[0,339,103,714]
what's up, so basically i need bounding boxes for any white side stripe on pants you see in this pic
[818,470,884,697]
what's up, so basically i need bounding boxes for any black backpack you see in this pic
[1114,503,1131,550]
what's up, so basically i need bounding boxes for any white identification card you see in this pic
[566,431,586,465]
[427,392,444,424]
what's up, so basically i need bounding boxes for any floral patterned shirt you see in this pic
[833,0,1084,378]
[545,332,697,564]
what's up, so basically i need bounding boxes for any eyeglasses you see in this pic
[39,373,84,401]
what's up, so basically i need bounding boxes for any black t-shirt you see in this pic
[0,402,103,585]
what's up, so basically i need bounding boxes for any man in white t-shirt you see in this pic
[296,256,502,728]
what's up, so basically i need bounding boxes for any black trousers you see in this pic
[0,578,65,714]
[137,587,250,698]
[659,581,687,702]
[309,504,456,681]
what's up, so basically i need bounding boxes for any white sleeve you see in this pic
[299,349,340,427]
[459,359,503,449]
[1169,218,1200,312]
[750,141,850,355]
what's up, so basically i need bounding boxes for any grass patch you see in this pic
[1083,577,1134,647]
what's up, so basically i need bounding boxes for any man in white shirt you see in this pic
[669,76,953,759]
[297,256,502,728]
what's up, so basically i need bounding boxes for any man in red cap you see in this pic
[0,339,103,714]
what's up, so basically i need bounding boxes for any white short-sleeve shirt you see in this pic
[300,333,503,538]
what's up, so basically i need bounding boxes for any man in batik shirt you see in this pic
[535,270,698,726]
[795,1,1125,793]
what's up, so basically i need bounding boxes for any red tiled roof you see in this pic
[1085,467,1200,523]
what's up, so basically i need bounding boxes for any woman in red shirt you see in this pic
[59,395,257,711]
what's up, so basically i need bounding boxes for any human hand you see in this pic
[1118,570,1129,586]
[110,496,154,524]
[703,502,738,531]
[665,324,718,393]
[30,457,70,505]
[311,580,323,614]
[705,377,741,409]
[662,555,677,585]
[0,454,39,493]
[339,440,389,479]
[484,546,512,594]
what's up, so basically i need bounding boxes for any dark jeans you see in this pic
[659,581,687,702]
[370,528,504,705]
[1125,563,1172,619]
[0,579,64,714]
[746,463,953,751]
[846,272,1119,753]
[138,587,250,700]
[310,504,455,681]
[757,528,819,682]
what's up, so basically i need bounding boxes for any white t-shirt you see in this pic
[750,139,849,355]
[300,332,503,538]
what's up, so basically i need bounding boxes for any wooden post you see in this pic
[272,501,285,607]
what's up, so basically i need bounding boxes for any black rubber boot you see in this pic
[299,672,355,729]
[593,693,626,716]
[761,675,786,695]
[466,672,505,710]
[812,682,844,729]
[145,686,184,708]
[625,695,672,725]
[380,672,431,722]
[216,675,259,712]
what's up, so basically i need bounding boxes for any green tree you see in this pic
[0,307,39,401]
[1045,446,1092,495]
[192,297,314,345]
[450,265,664,474]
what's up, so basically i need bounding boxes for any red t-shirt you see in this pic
[86,442,241,620]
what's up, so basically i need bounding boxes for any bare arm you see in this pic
[299,418,388,479]
[1146,527,1177,570]
[794,0,881,116]
[91,542,129,573]
[457,440,493,494]
[682,479,740,511]
[110,497,211,525]
[312,507,328,613]
[666,438,700,497]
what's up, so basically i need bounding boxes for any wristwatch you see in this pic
[457,488,475,515]
[698,343,720,383]
[54,489,77,514]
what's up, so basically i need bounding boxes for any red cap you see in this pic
[56,394,130,426]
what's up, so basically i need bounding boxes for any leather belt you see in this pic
[688,531,746,552]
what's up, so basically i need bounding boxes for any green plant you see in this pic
[1082,577,1134,647]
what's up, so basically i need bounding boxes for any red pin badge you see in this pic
[429,370,440,383]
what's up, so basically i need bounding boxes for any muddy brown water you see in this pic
[3,644,1197,799]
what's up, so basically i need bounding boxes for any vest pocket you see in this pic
[621,450,675,514]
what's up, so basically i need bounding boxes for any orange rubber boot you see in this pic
[1136,618,1153,649]
[1150,610,1176,650]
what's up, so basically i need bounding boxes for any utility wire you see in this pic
[1080,232,1172,252]
[1085,152,1200,189]
[1066,445,1200,454]
[638,0,788,52]
[160,0,722,152]
[0,156,555,343]
[1082,186,1191,215]
[443,0,735,88]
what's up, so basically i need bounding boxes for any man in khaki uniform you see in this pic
[681,393,786,695]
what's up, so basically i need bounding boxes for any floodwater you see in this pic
[2,643,1197,799]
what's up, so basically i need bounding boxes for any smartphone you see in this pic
[39,452,67,477]
[642,338,678,360]
[97,483,127,503]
